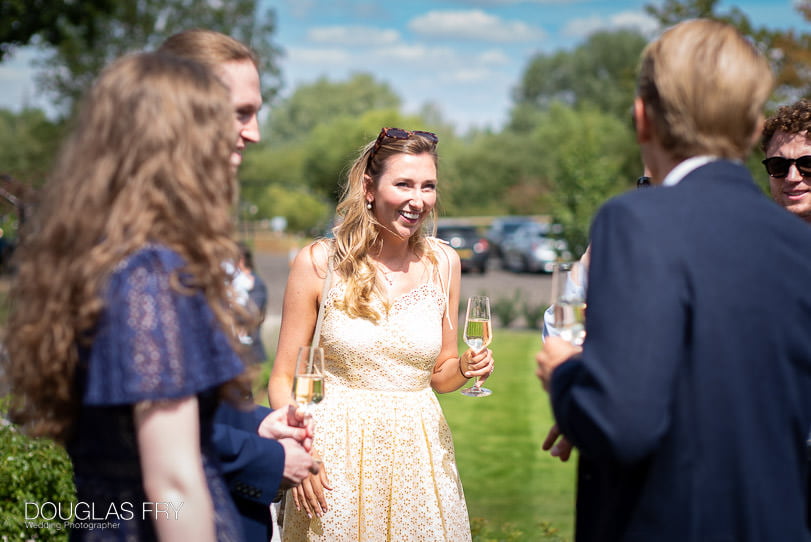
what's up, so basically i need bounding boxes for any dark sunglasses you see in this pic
[761,155,811,179]
[637,176,651,188]
[370,127,438,160]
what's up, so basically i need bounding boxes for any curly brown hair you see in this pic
[5,52,248,441]
[761,100,811,153]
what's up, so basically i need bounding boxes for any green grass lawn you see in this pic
[256,328,576,541]
[439,329,576,542]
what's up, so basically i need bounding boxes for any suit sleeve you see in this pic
[249,275,269,316]
[212,403,285,505]
[550,197,688,464]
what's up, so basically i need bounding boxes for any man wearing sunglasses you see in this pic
[761,100,811,224]
[761,98,811,530]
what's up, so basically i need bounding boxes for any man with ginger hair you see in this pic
[159,29,316,541]
[536,19,811,542]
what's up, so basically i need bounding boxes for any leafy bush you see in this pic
[523,300,547,330]
[492,290,522,328]
[0,412,75,542]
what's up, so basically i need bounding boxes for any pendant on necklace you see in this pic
[381,271,394,286]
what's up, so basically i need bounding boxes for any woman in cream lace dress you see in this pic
[268,128,495,541]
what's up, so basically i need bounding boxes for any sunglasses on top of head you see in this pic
[761,155,811,179]
[370,127,439,160]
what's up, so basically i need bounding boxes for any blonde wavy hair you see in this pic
[330,130,439,321]
[5,52,246,441]
[637,19,773,160]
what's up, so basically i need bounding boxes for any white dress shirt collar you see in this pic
[662,155,719,186]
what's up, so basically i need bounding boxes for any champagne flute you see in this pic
[292,346,325,412]
[549,261,586,346]
[460,295,493,397]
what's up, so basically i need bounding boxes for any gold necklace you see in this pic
[374,260,407,286]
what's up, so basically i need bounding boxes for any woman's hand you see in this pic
[290,451,332,518]
[460,347,494,383]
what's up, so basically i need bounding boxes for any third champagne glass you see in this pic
[293,346,325,412]
[549,261,587,346]
[460,295,493,397]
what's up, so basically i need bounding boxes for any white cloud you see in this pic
[373,44,458,64]
[609,11,659,36]
[307,26,401,46]
[442,67,497,83]
[478,49,510,66]
[287,47,354,66]
[562,10,658,39]
[409,9,546,43]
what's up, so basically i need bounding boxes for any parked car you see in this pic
[501,222,571,273]
[435,225,490,274]
[486,216,535,260]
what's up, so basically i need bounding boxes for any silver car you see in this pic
[501,222,571,273]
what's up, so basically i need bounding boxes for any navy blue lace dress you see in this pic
[67,246,246,541]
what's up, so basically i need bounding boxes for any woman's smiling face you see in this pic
[366,152,437,241]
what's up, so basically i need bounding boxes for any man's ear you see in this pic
[633,97,652,144]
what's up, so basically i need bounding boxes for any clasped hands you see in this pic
[257,405,320,486]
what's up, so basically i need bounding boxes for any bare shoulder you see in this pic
[427,236,460,274]
[291,239,333,281]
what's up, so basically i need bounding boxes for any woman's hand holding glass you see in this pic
[289,346,332,517]
[460,295,495,397]
[292,346,325,413]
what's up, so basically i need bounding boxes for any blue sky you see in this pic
[0,1,804,131]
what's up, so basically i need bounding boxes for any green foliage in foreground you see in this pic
[440,329,576,541]
[0,411,75,541]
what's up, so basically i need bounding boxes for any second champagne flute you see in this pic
[293,346,325,412]
[460,295,493,397]
[549,261,587,346]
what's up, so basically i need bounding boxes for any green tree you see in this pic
[441,130,550,217]
[0,0,115,61]
[31,0,282,113]
[534,103,640,256]
[0,107,64,186]
[254,184,330,234]
[266,73,402,144]
[645,0,811,102]
[512,29,648,121]
[301,109,438,202]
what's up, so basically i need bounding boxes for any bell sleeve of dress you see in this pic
[82,246,246,405]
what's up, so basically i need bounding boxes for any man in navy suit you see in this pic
[159,29,318,540]
[536,19,811,542]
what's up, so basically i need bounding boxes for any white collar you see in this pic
[662,155,719,186]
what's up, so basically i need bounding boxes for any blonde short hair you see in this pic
[159,28,259,70]
[637,19,773,160]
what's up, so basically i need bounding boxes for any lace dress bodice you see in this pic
[320,281,445,393]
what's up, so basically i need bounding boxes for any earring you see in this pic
[367,202,372,209]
